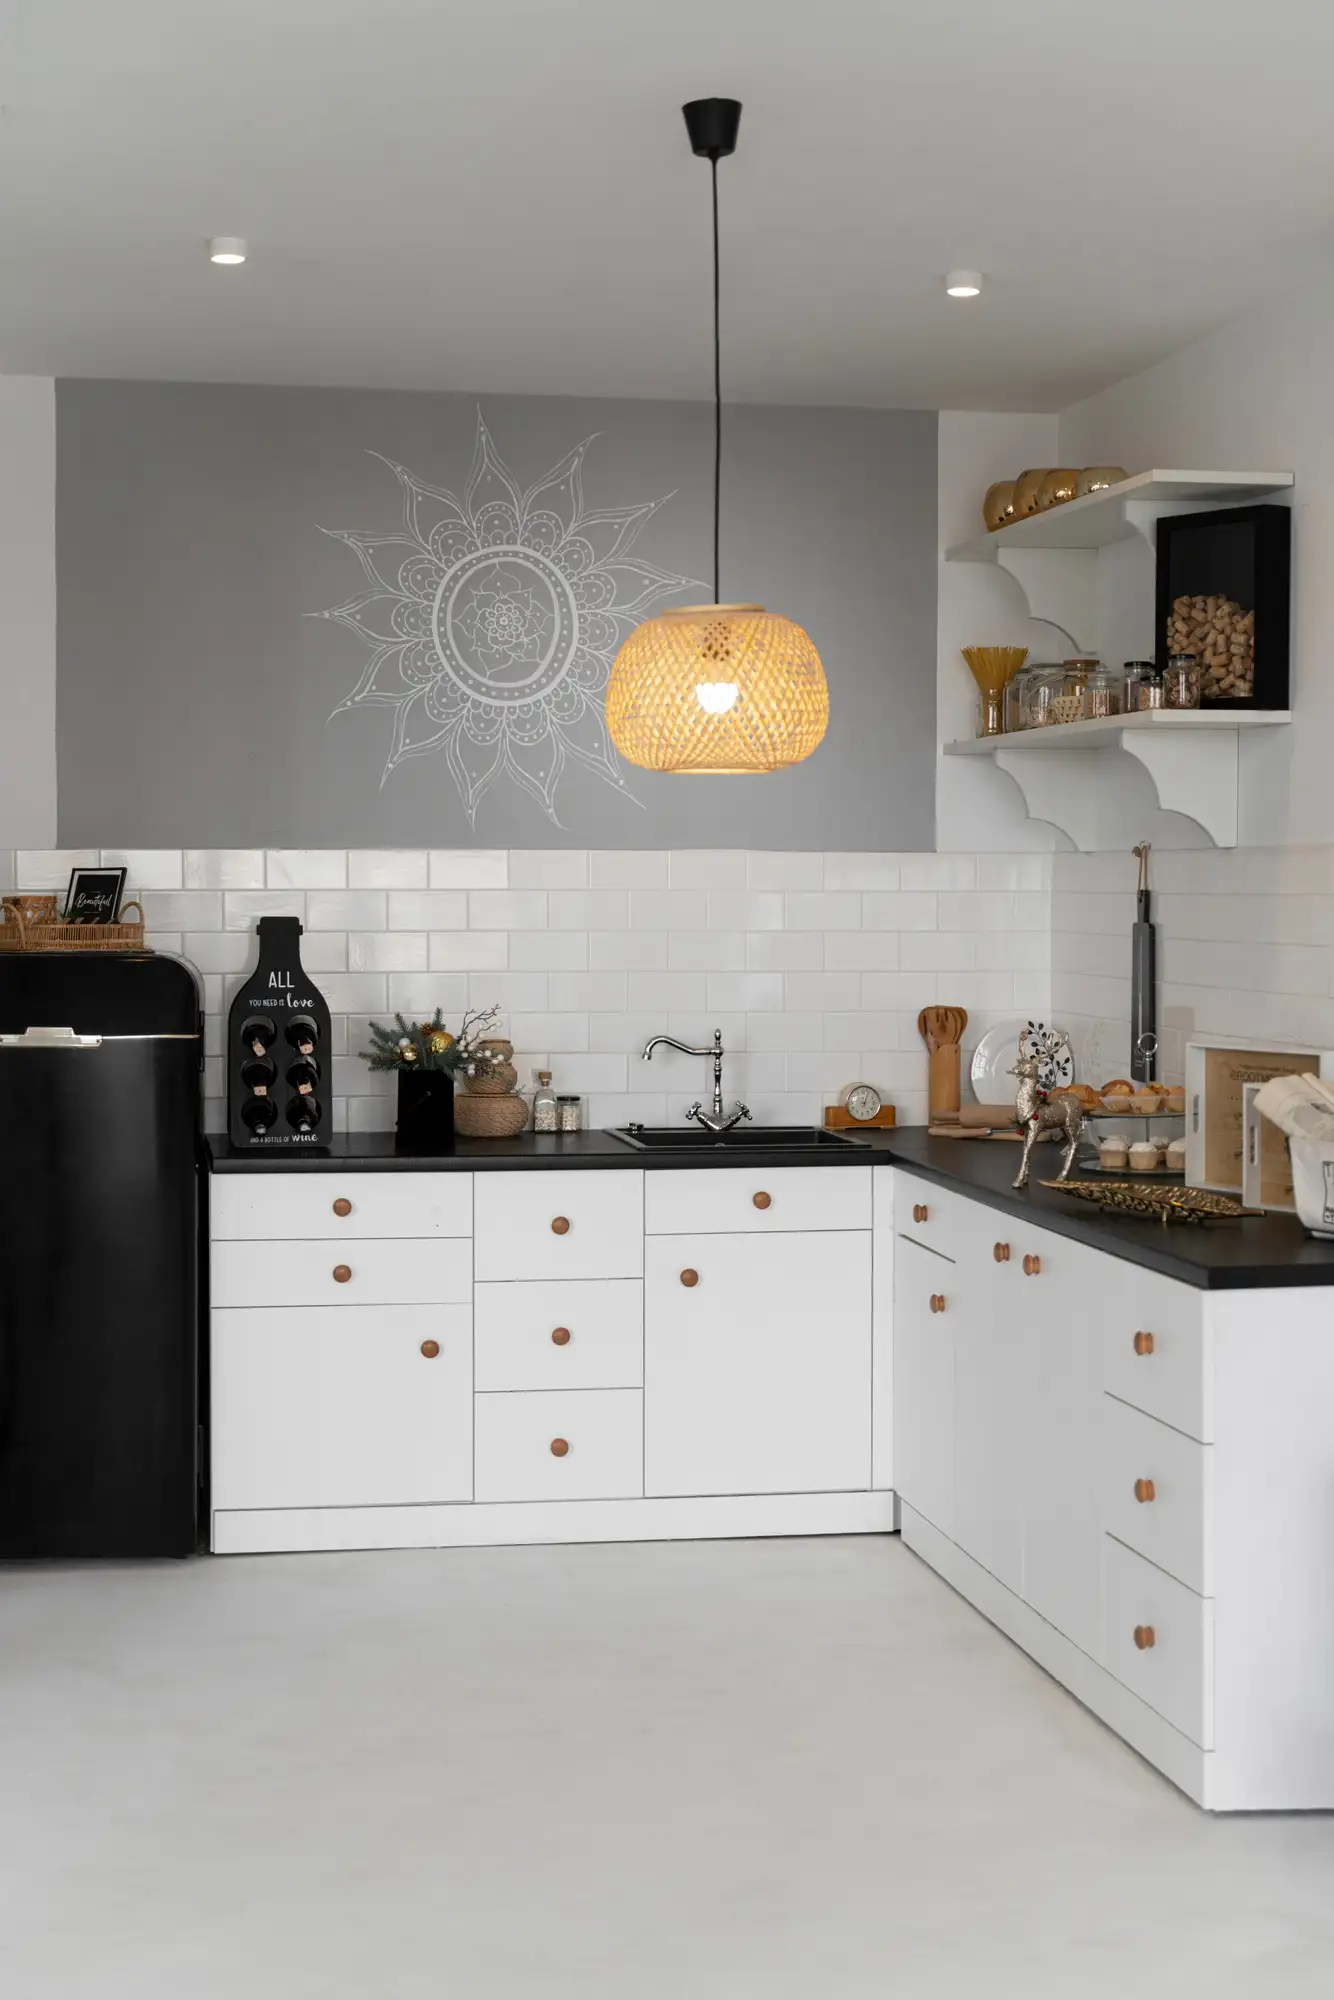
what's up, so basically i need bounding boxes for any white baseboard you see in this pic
[900,1504,1211,1810]
[212,1489,899,1555]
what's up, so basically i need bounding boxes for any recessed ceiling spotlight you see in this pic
[945,269,982,298]
[208,236,248,266]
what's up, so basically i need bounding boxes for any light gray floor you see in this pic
[4,1534,1333,1998]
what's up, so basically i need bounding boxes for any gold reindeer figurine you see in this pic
[1010,1053,1085,1189]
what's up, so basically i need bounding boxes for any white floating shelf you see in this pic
[946,468,1293,563]
[944,710,1291,849]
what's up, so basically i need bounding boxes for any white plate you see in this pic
[970,1019,1073,1100]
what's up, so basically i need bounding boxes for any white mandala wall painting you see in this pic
[313,412,699,826]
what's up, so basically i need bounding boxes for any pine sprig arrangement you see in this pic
[360,1004,502,1075]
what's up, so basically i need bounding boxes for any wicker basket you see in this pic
[0,899,146,954]
[454,1087,529,1138]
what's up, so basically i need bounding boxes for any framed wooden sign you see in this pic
[63,866,127,925]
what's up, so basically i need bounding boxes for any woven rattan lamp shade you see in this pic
[606,603,828,774]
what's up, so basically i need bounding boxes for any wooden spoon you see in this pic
[918,1007,969,1120]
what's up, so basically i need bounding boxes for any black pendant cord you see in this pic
[711,154,722,605]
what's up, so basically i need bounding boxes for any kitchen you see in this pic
[6,6,1334,1994]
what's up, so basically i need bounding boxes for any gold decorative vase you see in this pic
[1011,469,1048,518]
[1075,465,1129,497]
[1036,468,1079,510]
[982,480,1016,532]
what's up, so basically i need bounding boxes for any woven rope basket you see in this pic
[606,604,828,774]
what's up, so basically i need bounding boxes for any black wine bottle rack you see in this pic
[227,916,332,1150]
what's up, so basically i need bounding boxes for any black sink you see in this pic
[610,1125,861,1151]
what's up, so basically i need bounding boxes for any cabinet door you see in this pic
[892,1235,955,1538]
[211,1304,473,1510]
[1017,1223,1104,1657]
[644,1231,871,1498]
[953,1216,1024,1596]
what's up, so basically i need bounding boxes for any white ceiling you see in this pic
[4,0,1334,410]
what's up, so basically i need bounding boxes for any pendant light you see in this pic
[605,98,829,775]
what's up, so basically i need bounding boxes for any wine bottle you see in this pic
[285,1058,320,1093]
[285,1015,318,1058]
[241,1015,276,1059]
[286,1094,322,1131]
[241,1056,277,1093]
[241,1096,278,1133]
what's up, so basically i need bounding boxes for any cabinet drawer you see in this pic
[1101,1265,1210,1441]
[212,1236,471,1309]
[475,1280,643,1391]
[474,1389,643,1501]
[894,1170,963,1261]
[210,1304,472,1510]
[1101,1535,1213,1747]
[474,1171,642,1281]
[211,1171,472,1242]
[644,1166,871,1236]
[1101,1396,1213,1595]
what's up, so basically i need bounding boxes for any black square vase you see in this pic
[396,1069,455,1151]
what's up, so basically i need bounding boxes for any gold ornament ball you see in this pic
[427,1030,454,1055]
[401,1044,419,1064]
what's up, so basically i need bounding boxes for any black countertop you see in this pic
[204,1129,891,1175]
[881,1128,1334,1291]
[204,1126,1334,1289]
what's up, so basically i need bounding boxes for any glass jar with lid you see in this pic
[1164,653,1201,708]
[1050,658,1098,727]
[1081,663,1124,720]
[532,1070,558,1133]
[1133,666,1165,711]
[556,1093,583,1133]
[1121,661,1156,711]
[1019,665,1065,729]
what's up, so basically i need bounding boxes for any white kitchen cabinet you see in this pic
[211,1235,471,1310]
[474,1388,643,1502]
[474,1279,644,1392]
[644,1229,872,1498]
[1101,1533,1214,1747]
[211,1304,473,1510]
[952,1213,1024,1598]
[891,1234,954,1538]
[474,1170,643,1282]
[1100,1395,1213,1596]
[645,1164,871,1236]
[210,1170,472,1242]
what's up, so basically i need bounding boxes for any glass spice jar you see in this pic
[1135,667,1166,711]
[1081,664,1124,720]
[1121,661,1156,711]
[1050,658,1097,727]
[1164,653,1201,709]
[1019,665,1065,729]
[556,1093,583,1133]
[532,1070,558,1133]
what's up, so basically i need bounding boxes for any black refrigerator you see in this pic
[0,951,202,1557]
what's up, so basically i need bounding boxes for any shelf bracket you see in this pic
[1117,726,1239,847]
[989,729,1240,848]
[994,548,1097,653]
[992,747,1112,851]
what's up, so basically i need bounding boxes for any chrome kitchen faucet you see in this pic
[641,1028,751,1135]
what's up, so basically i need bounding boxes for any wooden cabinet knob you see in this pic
[913,1203,929,1223]
[420,1339,440,1358]
[550,1438,570,1458]
[1133,1625,1156,1651]
[929,1293,946,1314]
[551,1326,571,1347]
[680,1268,699,1288]
[1134,1478,1156,1504]
[993,1242,1010,1263]
[752,1191,772,1210]
[1023,1254,1042,1276]
[332,1264,352,1284]
[551,1215,571,1235]
[332,1197,352,1217]
[1133,1330,1155,1356]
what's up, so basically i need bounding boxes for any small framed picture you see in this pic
[63,866,127,925]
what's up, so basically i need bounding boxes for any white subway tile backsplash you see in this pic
[784,891,861,932]
[548,890,629,931]
[628,970,707,1013]
[589,932,666,971]
[898,931,976,972]
[977,854,1052,892]
[747,852,823,891]
[822,854,901,891]
[549,1053,629,1094]
[16,849,98,890]
[668,932,745,972]
[319,972,391,1014]
[938,892,1014,932]
[296,933,349,972]
[708,892,784,932]
[744,1012,824,1053]
[303,890,381,931]
[668,850,748,891]
[184,849,266,889]
[387,972,470,1014]
[430,931,510,971]
[629,890,707,931]
[266,850,347,889]
[349,849,429,888]
[430,850,509,888]
[508,1013,591,1053]
[863,892,939,931]
[469,890,547,930]
[591,1013,666,1054]
[509,930,584,970]
[101,849,184,889]
[472,972,550,1012]
[782,972,862,1011]
[823,933,901,971]
[349,932,429,973]
[745,931,823,971]
[509,850,590,889]
[707,972,784,1013]
[590,851,668,889]
[179,931,251,974]
[899,854,977,891]
[141,889,224,930]
[388,890,467,931]
[548,972,629,1012]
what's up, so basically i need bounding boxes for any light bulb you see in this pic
[945,269,982,298]
[208,236,248,266]
[696,682,739,715]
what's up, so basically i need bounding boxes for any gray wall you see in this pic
[56,381,937,848]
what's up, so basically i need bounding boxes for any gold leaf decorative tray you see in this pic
[1041,1180,1246,1226]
